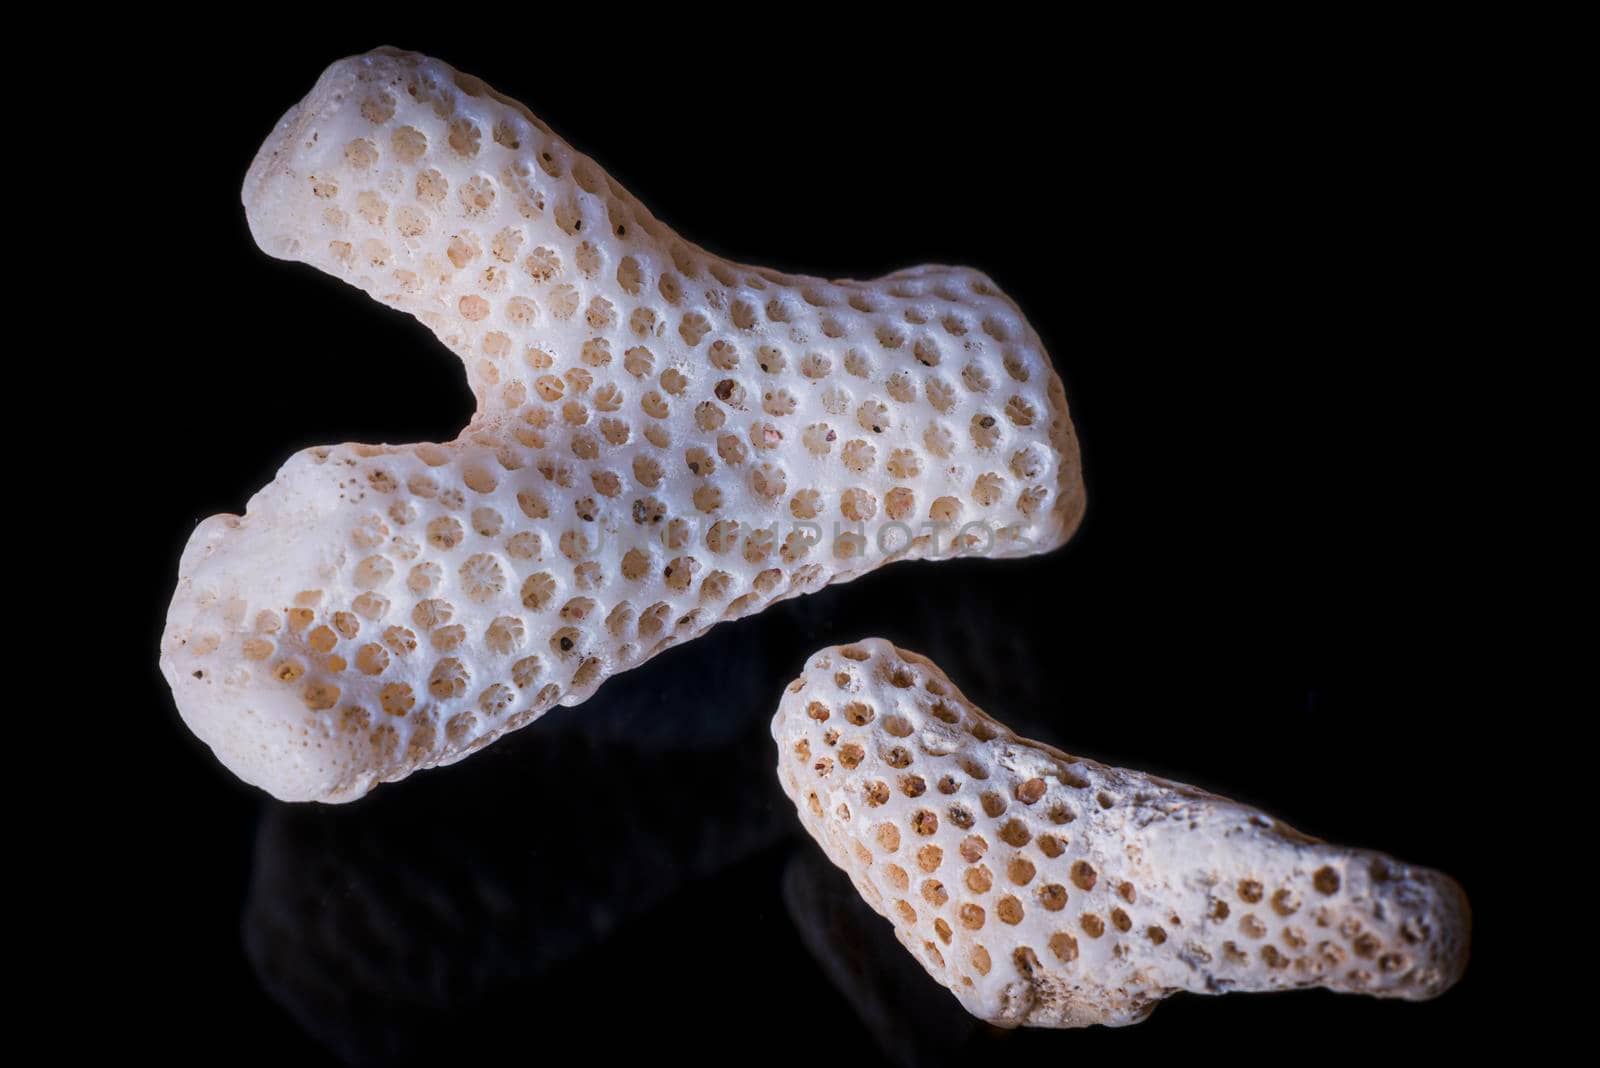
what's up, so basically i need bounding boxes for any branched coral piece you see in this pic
[160,49,1084,801]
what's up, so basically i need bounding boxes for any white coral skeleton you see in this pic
[158,48,1085,802]
[772,639,1471,1027]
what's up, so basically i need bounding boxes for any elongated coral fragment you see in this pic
[159,48,1084,802]
[772,639,1470,1028]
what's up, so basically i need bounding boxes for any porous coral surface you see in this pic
[773,639,1470,1027]
[161,48,1084,801]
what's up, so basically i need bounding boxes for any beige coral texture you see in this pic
[159,48,1085,802]
[772,639,1470,1027]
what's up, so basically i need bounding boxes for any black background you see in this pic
[82,24,1515,1064]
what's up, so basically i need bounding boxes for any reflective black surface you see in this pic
[87,27,1511,1065]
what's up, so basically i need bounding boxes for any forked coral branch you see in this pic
[160,48,1084,801]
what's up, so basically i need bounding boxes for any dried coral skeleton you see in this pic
[772,639,1470,1028]
[159,48,1085,802]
